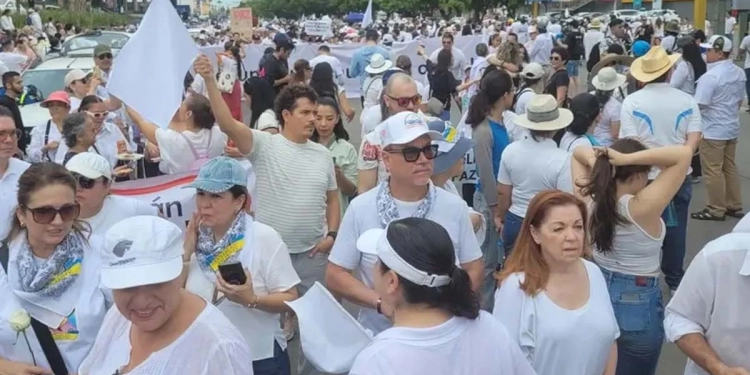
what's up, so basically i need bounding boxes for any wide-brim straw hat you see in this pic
[592,67,627,91]
[513,94,573,131]
[590,54,634,78]
[629,46,681,83]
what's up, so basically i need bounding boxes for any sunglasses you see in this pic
[387,95,422,108]
[97,53,113,59]
[22,203,80,224]
[76,77,90,85]
[85,110,109,119]
[386,144,438,162]
[72,173,106,189]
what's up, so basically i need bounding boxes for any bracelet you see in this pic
[376,298,382,315]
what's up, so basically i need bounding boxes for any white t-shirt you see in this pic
[309,54,345,86]
[0,52,28,73]
[155,126,228,174]
[359,104,382,138]
[185,218,300,361]
[591,96,622,147]
[740,35,750,69]
[0,235,110,372]
[85,195,159,235]
[497,138,572,218]
[363,75,384,109]
[256,109,279,131]
[725,16,736,34]
[248,131,337,253]
[54,122,131,169]
[559,131,596,152]
[350,312,537,375]
[28,120,63,163]
[329,185,483,335]
[78,303,254,375]
[493,259,620,375]
[514,89,535,115]
[0,158,30,239]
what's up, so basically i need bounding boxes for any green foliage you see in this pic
[12,9,132,29]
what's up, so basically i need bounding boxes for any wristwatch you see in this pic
[326,231,338,240]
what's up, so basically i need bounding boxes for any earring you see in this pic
[20,222,25,228]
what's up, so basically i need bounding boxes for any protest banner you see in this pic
[231,8,254,37]
[304,20,332,36]
[198,34,485,99]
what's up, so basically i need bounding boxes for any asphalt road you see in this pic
[264,78,750,375]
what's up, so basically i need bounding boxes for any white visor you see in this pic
[357,228,452,288]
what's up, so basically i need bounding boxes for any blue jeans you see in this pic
[600,268,664,375]
[253,342,292,375]
[501,211,524,257]
[473,191,501,311]
[660,177,691,291]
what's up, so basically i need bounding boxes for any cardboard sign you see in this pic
[230,8,254,37]
[304,20,332,36]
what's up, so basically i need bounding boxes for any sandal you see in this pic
[691,209,726,221]
[727,209,745,219]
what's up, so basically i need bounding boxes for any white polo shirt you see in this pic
[694,60,746,141]
[329,185,483,335]
[0,158,29,239]
[85,195,159,236]
[619,82,702,178]
[664,232,750,375]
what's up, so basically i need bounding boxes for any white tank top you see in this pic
[592,194,665,277]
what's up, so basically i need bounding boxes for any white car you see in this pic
[646,9,680,22]
[19,56,95,132]
[61,30,131,57]
[612,9,641,22]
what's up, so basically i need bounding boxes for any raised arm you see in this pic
[193,54,254,155]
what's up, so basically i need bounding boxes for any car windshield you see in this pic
[620,10,639,15]
[21,69,81,99]
[62,33,129,54]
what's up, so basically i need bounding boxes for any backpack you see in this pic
[180,130,213,172]
[512,87,533,111]
[586,41,601,73]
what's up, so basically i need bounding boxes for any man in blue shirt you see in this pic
[350,29,390,106]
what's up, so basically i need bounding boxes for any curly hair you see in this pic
[274,84,318,127]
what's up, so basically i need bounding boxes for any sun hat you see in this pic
[426,98,444,118]
[375,111,444,148]
[513,94,574,131]
[588,19,602,29]
[185,156,247,193]
[592,67,627,91]
[64,69,91,88]
[66,152,112,180]
[590,54,635,77]
[93,44,112,57]
[356,227,451,287]
[101,216,184,290]
[700,35,732,53]
[365,54,393,75]
[664,20,681,34]
[631,40,651,57]
[520,62,545,80]
[629,46,681,83]
[40,90,70,108]
[427,120,476,175]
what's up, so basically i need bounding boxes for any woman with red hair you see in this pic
[493,190,619,375]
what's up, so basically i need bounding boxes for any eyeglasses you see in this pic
[0,129,22,140]
[85,111,109,119]
[97,53,113,60]
[387,95,422,108]
[386,144,438,162]
[22,203,80,224]
[72,173,106,189]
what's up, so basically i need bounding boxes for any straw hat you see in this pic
[664,20,681,34]
[513,94,573,131]
[629,46,681,83]
[592,67,627,91]
[588,19,602,29]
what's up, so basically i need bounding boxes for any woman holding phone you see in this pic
[183,156,301,375]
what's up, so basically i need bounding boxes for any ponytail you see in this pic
[445,266,480,319]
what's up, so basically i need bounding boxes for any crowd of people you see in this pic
[0,5,747,375]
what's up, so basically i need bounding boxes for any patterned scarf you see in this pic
[14,233,84,299]
[376,179,436,228]
[195,212,246,279]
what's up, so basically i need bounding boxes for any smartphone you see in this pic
[218,262,247,285]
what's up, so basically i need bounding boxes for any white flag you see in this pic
[361,0,373,28]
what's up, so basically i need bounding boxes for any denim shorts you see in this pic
[566,60,580,77]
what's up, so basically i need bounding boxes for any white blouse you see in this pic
[0,234,111,372]
[27,120,63,163]
[493,259,620,375]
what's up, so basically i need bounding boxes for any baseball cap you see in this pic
[94,44,112,57]
[64,69,91,88]
[520,62,545,80]
[377,111,444,148]
[356,226,451,287]
[700,35,732,53]
[185,156,247,193]
[427,121,476,175]
[66,152,112,180]
[101,216,184,290]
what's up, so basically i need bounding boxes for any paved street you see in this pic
[271,82,750,375]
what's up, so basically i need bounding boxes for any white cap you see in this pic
[66,152,112,180]
[101,216,184,290]
[700,35,732,53]
[357,228,451,288]
[375,111,443,148]
[520,62,545,80]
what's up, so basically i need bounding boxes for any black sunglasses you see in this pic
[386,144,438,162]
[97,53,113,59]
[23,203,80,224]
[72,173,107,189]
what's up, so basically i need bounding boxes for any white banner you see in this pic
[304,20,332,36]
[198,35,484,98]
